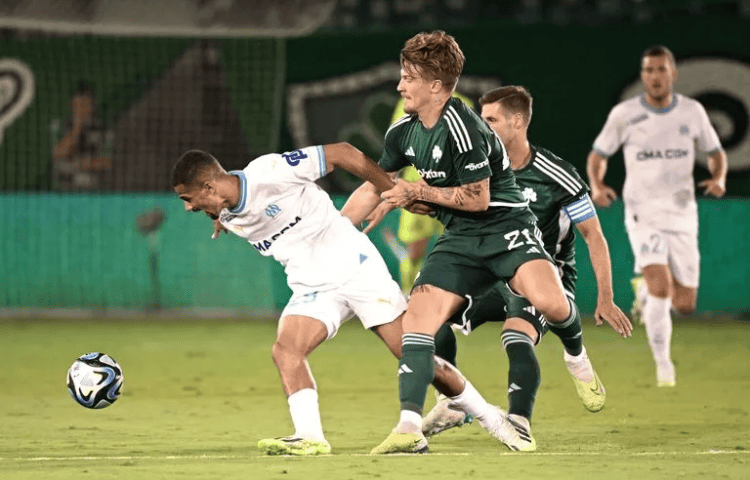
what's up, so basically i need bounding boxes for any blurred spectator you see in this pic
[52,80,112,190]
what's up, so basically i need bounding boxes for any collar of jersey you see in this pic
[514,146,537,173]
[419,97,458,132]
[228,171,248,214]
[640,93,678,114]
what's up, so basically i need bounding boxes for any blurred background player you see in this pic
[422,86,631,437]
[586,45,727,387]
[384,94,474,295]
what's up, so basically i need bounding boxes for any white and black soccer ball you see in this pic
[67,352,123,409]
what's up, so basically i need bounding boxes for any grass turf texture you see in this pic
[1,316,748,479]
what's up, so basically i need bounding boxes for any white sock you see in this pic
[449,380,492,421]
[564,345,594,383]
[288,388,325,441]
[643,294,673,370]
[563,345,587,363]
[397,410,423,433]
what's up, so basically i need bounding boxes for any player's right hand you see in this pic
[698,178,726,198]
[591,184,617,208]
[211,219,227,239]
[594,300,632,338]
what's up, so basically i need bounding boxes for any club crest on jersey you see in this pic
[265,203,281,217]
[282,149,308,166]
[522,187,537,202]
[432,145,443,162]
[679,124,690,136]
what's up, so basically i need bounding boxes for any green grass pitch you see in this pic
[1,315,748,479]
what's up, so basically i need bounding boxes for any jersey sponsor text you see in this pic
[464,159,489,171]
[253,216,302,252]
[636,149,689,160]
[418,169,446,179]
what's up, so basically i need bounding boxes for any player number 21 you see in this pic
[504,228,537,250]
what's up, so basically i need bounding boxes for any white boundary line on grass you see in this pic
[2,450,748,461]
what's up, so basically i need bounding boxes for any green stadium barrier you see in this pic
[1,195,747,314]
[0,193,277,311]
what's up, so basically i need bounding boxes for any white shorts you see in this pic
[625,219,700,288]
[281,259,407,339]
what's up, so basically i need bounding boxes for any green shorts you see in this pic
[415,216,552,299]
[447,282,549,344]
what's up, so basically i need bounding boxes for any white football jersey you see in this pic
[593,93,722,233]
[218,146,382,295]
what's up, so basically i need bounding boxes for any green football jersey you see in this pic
[379,97,531,234]
[513,146,597,289]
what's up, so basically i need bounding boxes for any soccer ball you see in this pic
[67,352,123,409]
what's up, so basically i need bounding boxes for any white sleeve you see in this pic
[694,103,723,154]
[592,107,624,157]
[266,145,327,185]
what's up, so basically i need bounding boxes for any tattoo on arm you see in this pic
[419,178,488,209]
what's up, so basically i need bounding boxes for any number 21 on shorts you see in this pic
[504,228,540,250]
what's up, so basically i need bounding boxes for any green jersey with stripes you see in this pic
[514,146,597,294]
[379,97,531,234]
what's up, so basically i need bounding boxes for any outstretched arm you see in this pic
[586,151,617,208]
[381,177,490,212]
[324,142,396,193]
[324,142,400,227]
[341,180,394,228]
[575,215,632,338]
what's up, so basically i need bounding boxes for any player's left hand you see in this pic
[698,178,726,198]
[362,201,395,234]
[211,219,228,239]
[594,300,632,338]
[381,179,418,208]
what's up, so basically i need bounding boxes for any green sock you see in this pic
[399,333,435,414]
[548,297,583,356]
[502,329,540,419]
[434,323,457,367]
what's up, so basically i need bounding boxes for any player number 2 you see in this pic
[504,228,537,250]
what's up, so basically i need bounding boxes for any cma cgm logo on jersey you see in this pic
[253,216,302,252]
[636,149,689,160]
[282,149,307,166]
